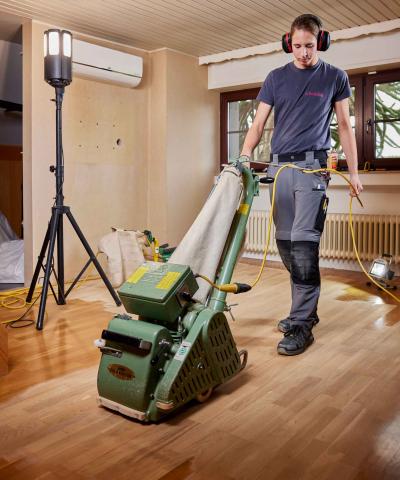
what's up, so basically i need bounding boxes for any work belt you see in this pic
[270,150,328,167]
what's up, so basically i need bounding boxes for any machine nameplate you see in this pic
[174,341,191,361]
[156,271,182,290]
[107,364,135,381]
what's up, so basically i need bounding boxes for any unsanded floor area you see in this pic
[0,262,399,480]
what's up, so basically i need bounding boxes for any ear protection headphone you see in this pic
[282,15,330,53]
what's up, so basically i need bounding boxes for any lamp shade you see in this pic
[44,29,72,87]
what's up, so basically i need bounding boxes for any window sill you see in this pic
[330,171,400,187]
[256,171,400,188]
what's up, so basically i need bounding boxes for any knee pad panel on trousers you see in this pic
[290,241,320,286]
[276,239,292,273]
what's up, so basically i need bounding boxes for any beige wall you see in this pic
[207,29,400,90]
[23,21,220,284]
[23,21,150,282]
[165,50,219,246]
[147,50,168,243]
[147,49,219,246]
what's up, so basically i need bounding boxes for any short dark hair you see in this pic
[290,14,323,37]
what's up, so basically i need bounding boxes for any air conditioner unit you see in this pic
[72,39,143,88]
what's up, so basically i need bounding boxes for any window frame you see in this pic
[220,88,266,171]
[220,68,400,171]
[364,69,400,170]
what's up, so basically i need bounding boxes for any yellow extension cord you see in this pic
[0,253,102,325]
[201,164,400,303]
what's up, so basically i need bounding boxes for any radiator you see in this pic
[245,211,400,263]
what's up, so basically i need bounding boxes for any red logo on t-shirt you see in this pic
[305,91,324,97]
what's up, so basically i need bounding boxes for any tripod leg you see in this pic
[57,213,66,304]
[26,222,50,303]
[65,209,122,306]
[36,208,60,330]
[45,263,65,305]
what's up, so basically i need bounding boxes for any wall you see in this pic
[0,39,22,145]
[147,50,168,242]
[206,29,400,90]
[148,49,220,247]
[23,20,150,282]
[0,39,21,103]
[165,50,219,246]
[23,21,220,285]
[0,111,22,145]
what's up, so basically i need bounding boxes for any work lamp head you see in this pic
[44,29,72,87]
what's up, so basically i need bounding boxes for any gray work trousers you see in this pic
[267,154,329,328]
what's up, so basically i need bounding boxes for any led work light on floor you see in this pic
[26,29,121,330]
[367,253,397,291]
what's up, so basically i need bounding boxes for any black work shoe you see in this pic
[277,315,319,333]
[277,325,314,356]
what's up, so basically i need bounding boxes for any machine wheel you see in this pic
[196,388,213,403]
[239,349,248,371]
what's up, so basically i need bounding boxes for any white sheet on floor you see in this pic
[0,211,18,244]
[0,239,24,283]
[0,211,23,283]
[168,165,243,303]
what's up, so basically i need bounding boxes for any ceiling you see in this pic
[0,0,399,56]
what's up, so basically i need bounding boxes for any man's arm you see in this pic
[334,98,363,196]
[241,102,273,157]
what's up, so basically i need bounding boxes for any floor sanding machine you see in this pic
[95,158,259,422]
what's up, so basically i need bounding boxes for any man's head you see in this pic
[290,14,322,39]
[281,14,330,69]
[291,14,322,68]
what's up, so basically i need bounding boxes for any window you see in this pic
[365,70,400,170]
[220,89,273,170]
[220,68,400,170]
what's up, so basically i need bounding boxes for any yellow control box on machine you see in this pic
[118,262,199,326]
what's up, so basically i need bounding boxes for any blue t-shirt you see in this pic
[257,59,351,154]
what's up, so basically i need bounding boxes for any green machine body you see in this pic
[118,262,198,327]
[96,160,259,422]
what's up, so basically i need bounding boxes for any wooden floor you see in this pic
[0,262,399,480]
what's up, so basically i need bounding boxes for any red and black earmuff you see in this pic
[281,30,331,53]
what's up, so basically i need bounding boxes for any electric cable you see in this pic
[2,292,41,328]
[199,164,399,303]
[0,252,103,326]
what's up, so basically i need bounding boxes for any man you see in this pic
[241,14,363,356]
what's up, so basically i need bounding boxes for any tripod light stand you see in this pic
[26,29,121,330]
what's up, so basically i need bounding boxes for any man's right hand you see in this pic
[349,173,363,197]
[238,155,251,168]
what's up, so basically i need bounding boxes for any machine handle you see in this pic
[101,329,152,352]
